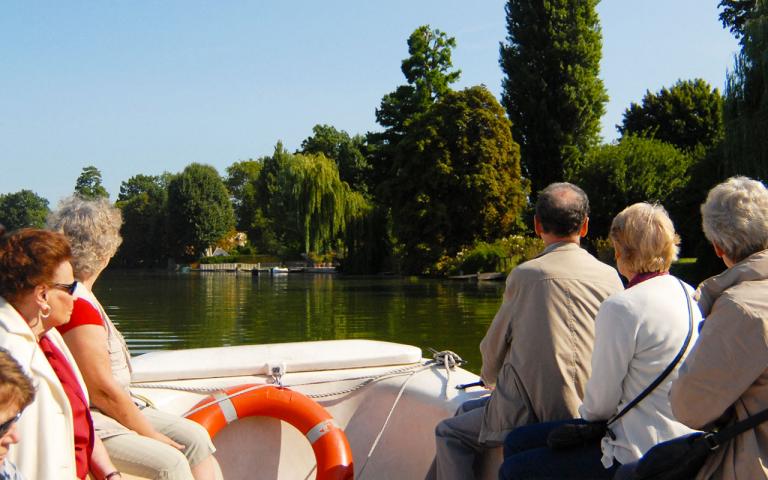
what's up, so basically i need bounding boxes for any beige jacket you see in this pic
[479,242,623,443]
[0,296,87,480]
[670,249,768,480]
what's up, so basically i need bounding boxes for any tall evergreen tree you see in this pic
[369,25,461,190]
[719,0,758,38]
[500,0,607,194]
[722,1,768,180]
[74,165,109,199]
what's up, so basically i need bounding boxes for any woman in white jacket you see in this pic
[499,203,701,479]
[0,228,119,480]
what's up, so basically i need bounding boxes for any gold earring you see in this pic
[40,303,51,319]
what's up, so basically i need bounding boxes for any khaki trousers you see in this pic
[428,396,500,480]
[102,407,217,480]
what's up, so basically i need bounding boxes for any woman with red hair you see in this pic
[0,228,120,480]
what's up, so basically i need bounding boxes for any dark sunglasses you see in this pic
[0,412,21,437]
[50,280,78,296]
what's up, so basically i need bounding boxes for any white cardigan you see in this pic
[0,297,86,480]
[578,275,701,467]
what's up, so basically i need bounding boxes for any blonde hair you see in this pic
[610,202,679,274]
[47,196,123,279]
[0,348,35,413]
[701,176,768,263]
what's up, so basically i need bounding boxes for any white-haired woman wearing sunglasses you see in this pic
[49,196,220,480]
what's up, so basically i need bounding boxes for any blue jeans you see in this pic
[499,419,620,480]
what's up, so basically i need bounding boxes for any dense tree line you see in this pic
[3,3,766,278]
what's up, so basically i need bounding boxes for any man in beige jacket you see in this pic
[430,182,623,479]
[670,176,768,479]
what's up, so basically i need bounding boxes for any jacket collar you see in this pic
[538,241,581,258]
[0,297,37,341]
[696,249,768,316]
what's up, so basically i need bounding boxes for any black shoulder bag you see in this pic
[631,407,768,480]
[548,278,694,449]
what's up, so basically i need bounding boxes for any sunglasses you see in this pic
[50,280,78,296]
[0,412,20,437]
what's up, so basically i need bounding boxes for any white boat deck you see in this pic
[125,340,499,479]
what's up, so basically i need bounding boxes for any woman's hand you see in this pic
[148,430,186,451]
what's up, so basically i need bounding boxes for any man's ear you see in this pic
[533,216,543,237]
[712,242,725,258]
[579,217,589,238]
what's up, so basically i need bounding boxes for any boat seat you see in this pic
[131,339,422,382]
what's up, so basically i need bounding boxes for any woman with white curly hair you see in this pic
[48,196,221,480]
[669,176,768,479]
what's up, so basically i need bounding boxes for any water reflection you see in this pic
[94,270,506,374]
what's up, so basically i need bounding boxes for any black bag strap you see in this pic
[607,277,694,427]
[704,407,768,449]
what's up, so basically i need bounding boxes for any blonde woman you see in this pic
[499,203,701,479]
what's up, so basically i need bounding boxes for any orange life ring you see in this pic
[185,384,354,480]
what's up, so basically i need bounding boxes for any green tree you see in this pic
[722,1,768,180]
[74,165,109,199]
[300,125,370,192]
[256,143,370,256]
[566,136,692,239]
[166,164,235,260]
[285,153,369,255]
[0,190,50,230]
[719,0,758,37]
[114,174,169,267]
[225,159,264,242]
[618,79,724,152]
[369,25,461,189]
[390,86,528,273]
[500,0,608,195]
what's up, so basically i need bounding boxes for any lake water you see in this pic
[94,270,507,374]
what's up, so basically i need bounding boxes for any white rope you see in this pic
[357,369,418,480]
[130,383,226,393]
[429,349,465,399]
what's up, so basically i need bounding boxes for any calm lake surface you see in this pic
[94,270,507,374]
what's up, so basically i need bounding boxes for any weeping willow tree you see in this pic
[257,144,370,256]
[722,0,768,180]
[286,152,369,255]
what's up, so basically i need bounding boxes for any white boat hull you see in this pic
[126,340,500,479]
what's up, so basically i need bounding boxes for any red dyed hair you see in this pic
[0,228,72,304]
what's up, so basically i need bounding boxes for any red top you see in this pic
[58,297,104,335]
[38,336,94,479]
[627,271,668,289]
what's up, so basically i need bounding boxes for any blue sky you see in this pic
[0,1,738,204]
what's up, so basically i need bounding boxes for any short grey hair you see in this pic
[47,195,123,279]
[701,176,768,263]
[535,182,590,236]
